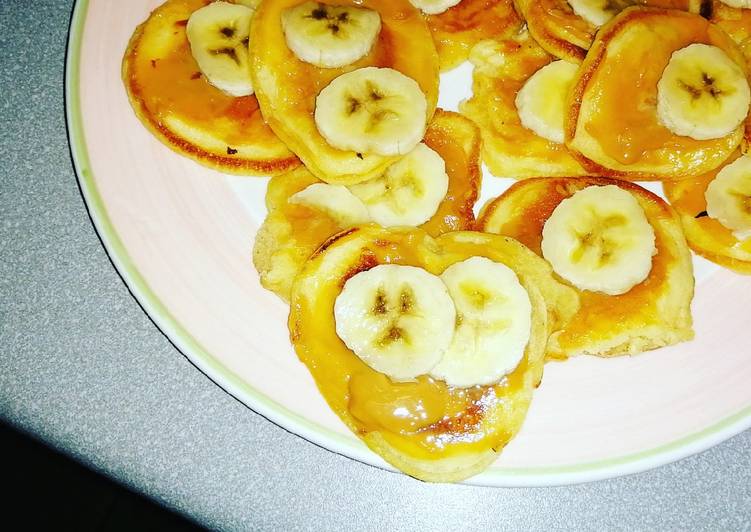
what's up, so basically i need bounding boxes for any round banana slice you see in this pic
[657,43,751,141]
[282,1,381,68]
[315,67,429,156]
[541,185,656,295]
[348,143,448,226]
[409,0,462,15]
[186,1,255,97]
[289,183,371,226]
[515,59,580,144]
[334,264,456,381]
[705,154,751,241]
[429,257,532,388]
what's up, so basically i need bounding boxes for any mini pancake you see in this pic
[288,225,577,482]
[424,0,522,71]
[663,151,751,273]
[514,0,709,63]
[477,176,694,358]
[122,0,300,175]
[566,7,748,180]
[250,0,440,185]
[253,110,482,300]
[459,32,588,179]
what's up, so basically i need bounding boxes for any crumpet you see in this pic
[664,151,751,273]
[477,177,694,358]
[514,0,710,62]
[422,0,522,71]
[122,0,299,175]
[460,33,588,179]
[566,7,749,179]
[288,225,577,482]
[253,110,482,300]
[250,0,440,184]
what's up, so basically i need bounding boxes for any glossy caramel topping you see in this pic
[292,230,533,459]
[583,12,743,166]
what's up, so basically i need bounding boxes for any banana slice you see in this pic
[428,257,532,388]
[515,60,580,144]
[334,264,456,381]
[541,185,657,295]
[705,154,751,241]
[314,67,428,156]
[282,1,381,68]
[289,183,371,226]
[566,0,633,27]
[719,0,751,7]
[348,144,448,227]
[186,1,255,97]
[657,43,750,141]
[408,0,462,15]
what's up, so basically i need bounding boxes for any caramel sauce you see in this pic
[428,0,518,35]
[293,230,531,459]
[130,0,273,146]
[584,13,738,166]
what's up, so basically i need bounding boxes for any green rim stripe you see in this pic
[65,0,751,486]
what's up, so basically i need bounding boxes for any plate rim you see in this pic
[65,0,751,487]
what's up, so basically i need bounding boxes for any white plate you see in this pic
[66,0,751,486]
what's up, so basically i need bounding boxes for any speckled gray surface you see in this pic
[1,1,751,530]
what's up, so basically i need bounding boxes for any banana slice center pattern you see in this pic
[541,185,657,295]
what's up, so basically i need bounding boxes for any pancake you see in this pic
[122,0,300,175]
[663,151,751,273]
[514,0,709,63]
[250,0,440,185]
[565,7,748,180]
[424,0,522,71]
[253,110,482,300]
[710,1,751,66]
[477,176,695,358]
[288,225,577,482]
[459,32,588,179]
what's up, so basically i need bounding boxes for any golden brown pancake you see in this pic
[459,31,588,179]
[477,176,695,358]
[514,0,710,62]
[663,151,751,273]
[424,0,522,71]
[122,0,300,175]
[250,0,440,185]
[565,7,747,180]
[288,225,577,482]
[710,0,751,65]
[253,110,482,300]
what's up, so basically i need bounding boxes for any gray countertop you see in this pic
[2,1,750,530]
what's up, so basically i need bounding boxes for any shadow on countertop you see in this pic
[1,421,205,531]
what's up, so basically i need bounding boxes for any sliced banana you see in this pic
[314,67,428,156]
[186,1,255,97]
[282,1,381,68]
[566,0,633,27]
[348,144,448,227]
[657,43,750,141]
[705,155,751,241]
[515,60,580,144]
[334,264,456,381]
[429,257,532,388]
[541,185,656,295]
[408,0,463,15]
[289,183,371,226]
